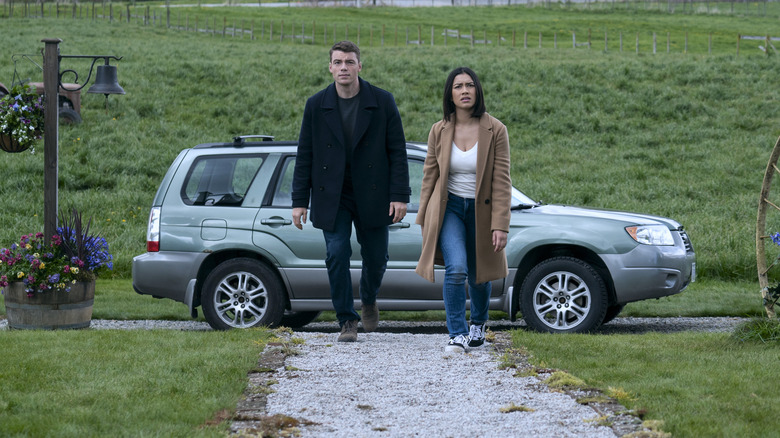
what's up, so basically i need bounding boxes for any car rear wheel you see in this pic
[520,256,608,334]
[280,311,322,328]
[201,258,284,330]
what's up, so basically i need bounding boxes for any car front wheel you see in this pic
[201,258,284,330]
[520,256,608,334]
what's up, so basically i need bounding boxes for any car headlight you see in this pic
[625,225,674,246]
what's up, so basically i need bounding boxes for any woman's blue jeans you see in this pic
[323,205,389,326]
[439,193,491,337]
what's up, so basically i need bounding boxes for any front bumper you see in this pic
[601,242,696,304]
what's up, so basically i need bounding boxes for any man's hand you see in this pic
[389,202,407,224]
[292,207,308,230]
[492,230,508,252]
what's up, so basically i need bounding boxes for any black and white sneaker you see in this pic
[468,322,486,348]
[445,334,469,353]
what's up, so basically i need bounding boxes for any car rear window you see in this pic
[181,155,265,206]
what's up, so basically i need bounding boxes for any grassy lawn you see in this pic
[0,328,271,437]
[513,329,780,438]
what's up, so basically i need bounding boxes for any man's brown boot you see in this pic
[337,319,358,342]
[361,303,379,332]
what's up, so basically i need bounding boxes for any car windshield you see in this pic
[512,187,537,208]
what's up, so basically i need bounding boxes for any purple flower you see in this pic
[48,273,60,283]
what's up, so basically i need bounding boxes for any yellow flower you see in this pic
[39,263,45,269]
[72,267,79,274]
[17,271,24,278]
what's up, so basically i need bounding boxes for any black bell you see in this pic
[87,64,125,96]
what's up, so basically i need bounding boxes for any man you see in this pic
[291,41,410,342]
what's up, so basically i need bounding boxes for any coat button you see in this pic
[323,165,328,170]
[319,186,325,191]
[327,144,332,148]
[485,199,491,204]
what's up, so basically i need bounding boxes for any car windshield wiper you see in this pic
[511,203,539,210]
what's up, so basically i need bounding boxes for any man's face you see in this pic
[329,50,362,87]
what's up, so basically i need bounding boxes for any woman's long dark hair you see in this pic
[442,67,486,122]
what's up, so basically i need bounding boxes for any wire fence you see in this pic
[2,1,778,56]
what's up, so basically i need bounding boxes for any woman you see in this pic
[415,67,512,353]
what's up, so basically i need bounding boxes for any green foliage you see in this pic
[0,8,778,283]
[0,329,271,437]
[513,329,780,437]
[732,317,780,343]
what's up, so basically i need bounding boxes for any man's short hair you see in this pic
[330,41,361,63]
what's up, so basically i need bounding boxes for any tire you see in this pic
[201,258,285,330]
[520,256,608,334]
[280,311,321,328]
[602,304,626,325]
[59,106,82,124]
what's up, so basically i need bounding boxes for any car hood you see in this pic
[515,204,683,230]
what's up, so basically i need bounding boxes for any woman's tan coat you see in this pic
[415,113,512,284]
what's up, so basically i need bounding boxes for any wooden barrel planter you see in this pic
[3,281,95,330]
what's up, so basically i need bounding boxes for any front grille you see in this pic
[678,229,694,253]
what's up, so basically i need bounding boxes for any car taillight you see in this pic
[146,207,161,252]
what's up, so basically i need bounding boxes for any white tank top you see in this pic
[447,141,478,199]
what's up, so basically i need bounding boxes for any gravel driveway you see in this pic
[229,317,746,437]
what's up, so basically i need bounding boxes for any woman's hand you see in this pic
[492,230,507,252]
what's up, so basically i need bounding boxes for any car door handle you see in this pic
[260,217,293,226]
[389,222,411,229]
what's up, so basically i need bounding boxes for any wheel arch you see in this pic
[512,244,617,308]
[192,249,290,311]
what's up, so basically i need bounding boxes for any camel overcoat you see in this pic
[415,113,512,284]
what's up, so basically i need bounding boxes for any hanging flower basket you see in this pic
[0,84,44,154]
[0,132,33,153]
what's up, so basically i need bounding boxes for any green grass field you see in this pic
[1,10,779,284]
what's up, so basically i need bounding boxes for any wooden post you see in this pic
[42,38,62,244]
[653,32,657,54]
[737,34,740,56]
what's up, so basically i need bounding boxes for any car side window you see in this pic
[408,158,424,213]
[181,155,265,206]
[271,156,296,207]
[269,156,424,212]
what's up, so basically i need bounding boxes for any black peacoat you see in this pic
[291,78,411,232]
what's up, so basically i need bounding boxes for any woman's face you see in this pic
[451,73,476,111]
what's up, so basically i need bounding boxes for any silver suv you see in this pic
[132,136,695,333]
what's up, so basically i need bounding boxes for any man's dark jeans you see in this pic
[323,205,389,326]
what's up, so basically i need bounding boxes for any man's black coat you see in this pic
[292,78,411,232]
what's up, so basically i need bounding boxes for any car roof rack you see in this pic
[233,135,275,146]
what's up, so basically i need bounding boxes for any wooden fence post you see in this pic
[737,34,740,56]
[636,32,639,54]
